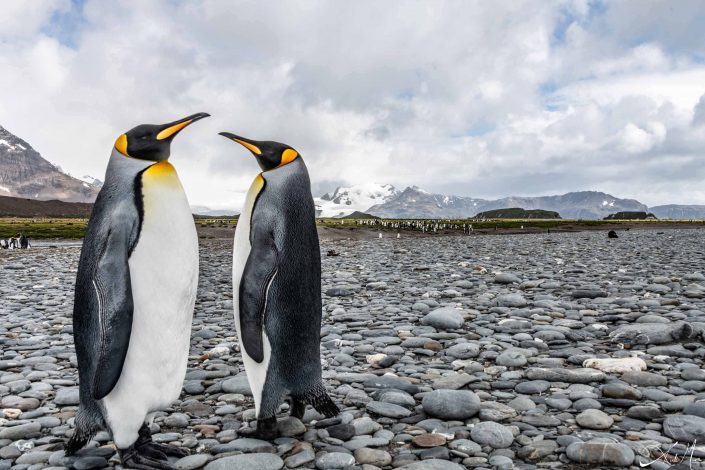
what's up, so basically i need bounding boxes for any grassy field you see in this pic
[0,218,88,239]
[1,217,704,240]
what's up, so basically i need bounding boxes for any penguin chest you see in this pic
[233,174,272,416]
[103,162,198,425]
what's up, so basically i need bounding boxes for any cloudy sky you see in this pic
[2,0,705,209]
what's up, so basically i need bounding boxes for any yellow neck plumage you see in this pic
[142,161,182,189]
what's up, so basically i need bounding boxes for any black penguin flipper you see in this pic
[240,220,278,363]
[91,223,135,400]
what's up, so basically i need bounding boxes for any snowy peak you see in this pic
[368,186,489,218]
[0,125,101,203]
[79,175,103,188]
[315,183,399,217]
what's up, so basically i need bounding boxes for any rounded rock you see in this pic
[470,422,513,449]
[204,453,283,470]
[421,308,464,330]
[422,390,480,419]
[576,409,613,430]
[566,442,634,467]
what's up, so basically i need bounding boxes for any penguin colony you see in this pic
[68,114,338,469]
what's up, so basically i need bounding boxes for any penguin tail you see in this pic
[66,429,90,455]
[307,383,340,418]
[65,409,98,455]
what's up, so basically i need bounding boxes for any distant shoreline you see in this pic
[2,217,703,242]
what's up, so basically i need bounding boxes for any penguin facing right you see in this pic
[219,132,339,439]
[68,113,208,469]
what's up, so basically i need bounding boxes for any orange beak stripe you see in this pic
[233,138,262,155]
[156,119,193,141]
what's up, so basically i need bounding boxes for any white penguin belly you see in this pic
[102,162,198,448]
[233,174,272,416]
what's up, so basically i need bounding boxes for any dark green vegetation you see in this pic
[604,211,657,220]
[0,218,88,239]
[475,207,561,219]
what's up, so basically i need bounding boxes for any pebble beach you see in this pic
[2,228,705,469]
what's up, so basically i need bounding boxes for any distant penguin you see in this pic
[68,113,208,468]
[220,132,339,439]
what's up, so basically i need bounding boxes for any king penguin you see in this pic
[219,132,339,439]
[67,113,208,469]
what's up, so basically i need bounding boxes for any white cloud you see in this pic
[0,0,69,38]
[0,0,704,209]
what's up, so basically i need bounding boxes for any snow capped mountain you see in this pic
[315,183,399,217]
[0,125,101,202]
[363,187,648,219]
[78,175,103,189]
[367,186,488,218]
[315,183,653,220]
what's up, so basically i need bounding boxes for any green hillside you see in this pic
[474,207,561,219]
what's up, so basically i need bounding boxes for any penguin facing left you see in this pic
[219,131,339,440]
[67,113,208,469]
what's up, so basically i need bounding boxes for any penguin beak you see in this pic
[218,132,262,155]
[156,112,210,141]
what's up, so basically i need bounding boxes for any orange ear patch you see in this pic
[279,149,298,167]
[115,134,129,156]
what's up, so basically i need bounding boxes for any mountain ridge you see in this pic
[365,187,649,219]
[315,183,398,217]
[0,125,101,202]
[321,183,705,220]
[649,204,705,220]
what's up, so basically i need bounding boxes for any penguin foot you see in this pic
[139,442,189,459]
[255,416,278,441]
[119,445,176,470]
[134,423,189,459]
[290,397,307,420]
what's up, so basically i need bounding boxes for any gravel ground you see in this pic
[2,229,705,470]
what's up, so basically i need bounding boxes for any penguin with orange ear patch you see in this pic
[220,132,339,439]
[68,113,208,469]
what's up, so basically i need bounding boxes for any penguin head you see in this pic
[114,112,209,161]
[218,132,299,171]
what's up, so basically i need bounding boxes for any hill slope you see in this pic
[649,205,705,219]
[475,208,561,219]
[0,125,101,202]
[0,195,93,217]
